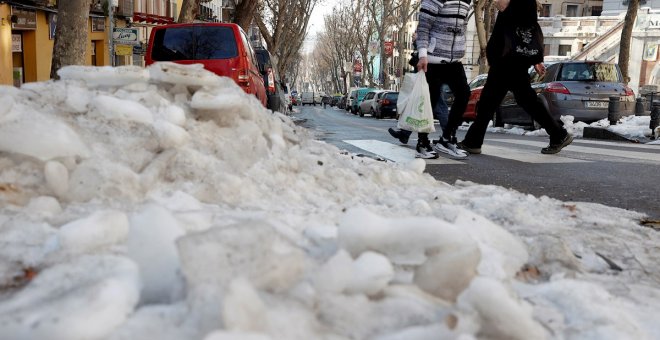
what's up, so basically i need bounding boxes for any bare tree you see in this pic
[394,0,420,84]
[178,0,201,23]
[50,0,93,79]
[473,0,494,74]
[618,0,639,82]
[254,0,317,80]
[233,0,260,31]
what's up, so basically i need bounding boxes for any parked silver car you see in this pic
[496,61,635,127]
[358,90,385,117]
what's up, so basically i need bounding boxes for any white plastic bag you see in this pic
[396,72,435,133]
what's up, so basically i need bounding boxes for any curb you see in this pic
[582,126,652,143]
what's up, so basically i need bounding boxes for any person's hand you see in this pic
[417,57,428,72]
[494,0,510,11]
[534,63,546,77]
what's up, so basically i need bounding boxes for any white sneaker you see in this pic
[416,141,439,159]
[432,138,468,159]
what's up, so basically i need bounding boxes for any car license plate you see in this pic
[585,101,608,108]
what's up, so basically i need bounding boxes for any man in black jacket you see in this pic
[459,0,573,155]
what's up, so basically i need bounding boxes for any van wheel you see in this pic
[359,109,364,117]
[372,109,380,119]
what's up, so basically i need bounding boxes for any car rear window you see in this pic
[151,26,238,61]
[384,93,398,100]
[557,63,620,82]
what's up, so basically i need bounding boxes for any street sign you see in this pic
[113,28,139,45]
[384,41,393,56]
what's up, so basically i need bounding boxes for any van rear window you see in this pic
[151,26,238,61]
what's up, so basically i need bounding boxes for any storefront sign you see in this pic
[12,34,22,52]
[113,28,139,45]
[92,17,105,32]
[635,13,660,31]
[10,7,37,30]
[115,44,134,56]
[133,43,145,56]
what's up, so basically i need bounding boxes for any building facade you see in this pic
[0,0,113,86]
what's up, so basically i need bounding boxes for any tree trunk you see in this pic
[618,0,639,83]
[50,0,93,79]
[178,0,200,23]
[474,0,490,74]
[234,0,259,31]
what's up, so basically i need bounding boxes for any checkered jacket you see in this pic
[416,0,472,64]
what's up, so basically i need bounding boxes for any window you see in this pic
[558,45,572,56]
[590,6,602,16]
[151,26,239,61]
[544,44,551,56]
[566,5,578,17]
[541,4,551,17]
[558,62,620,82]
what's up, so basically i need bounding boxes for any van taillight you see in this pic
[545,82,570,94]
[267,68,275,94]
[623,85,634,96]
[381,99,390,105]
[237,70,250,86]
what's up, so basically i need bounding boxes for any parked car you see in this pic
[347,89,358,112]
[254,47,288,114]
[373,91,399,119]
[496,60,635,127]
[337,95,347,110]
[350,87,377,114]
[463,74,488,122]
[301,92,316,105]
[359,90,385,117]
[146,23,267,107]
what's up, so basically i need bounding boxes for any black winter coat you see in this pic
[486,0,544,67]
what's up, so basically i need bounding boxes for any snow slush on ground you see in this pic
[0,63,659,340]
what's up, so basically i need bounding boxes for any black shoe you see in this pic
[415,139,438,159]
[542,133,573,154]
[457,141,482,155]
[388,128,409,144]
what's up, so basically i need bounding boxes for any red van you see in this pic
[145,23,267,107]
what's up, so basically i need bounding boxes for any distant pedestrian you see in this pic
[458,0,573,155]
[388,0,471,159]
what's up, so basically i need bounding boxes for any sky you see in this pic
[0,63,659,340]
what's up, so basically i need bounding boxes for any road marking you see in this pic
[344,140,464,165]
[564,138,660,150]
[493,139,660,162]
[481,144,588,163]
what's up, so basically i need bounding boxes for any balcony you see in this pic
[117,0,134,17]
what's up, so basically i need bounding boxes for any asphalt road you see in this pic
[294,104,660,219]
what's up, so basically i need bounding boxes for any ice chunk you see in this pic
[149,62,224,87]
[222,277,267,332]
[0,255,140,340]
[204,331,272,340]
[58,65,149,88]
[25,196,62,217]
[154,120,190,149]
[314,249,354,293]
[413,244,480,302]
[90,95,154,124]
[346,251,394,296]
[127,204,185,304]
[47,210,129,256]
[177,221,305,293]
[0,111,90,161]
[457,277,545,340]
[44,160,69,197]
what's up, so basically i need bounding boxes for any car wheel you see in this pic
[372,109,380,119]
[359,109,364,117]
[493,108,504,127]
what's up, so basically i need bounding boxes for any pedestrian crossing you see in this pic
[344,138,660,165]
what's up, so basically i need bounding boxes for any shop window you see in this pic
[591,6,602,16]
[558,45,572,56]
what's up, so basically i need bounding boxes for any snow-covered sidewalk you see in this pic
[0,63,659,340]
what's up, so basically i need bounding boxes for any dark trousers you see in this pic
[463,61,564,147]
[401,62,470,143]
